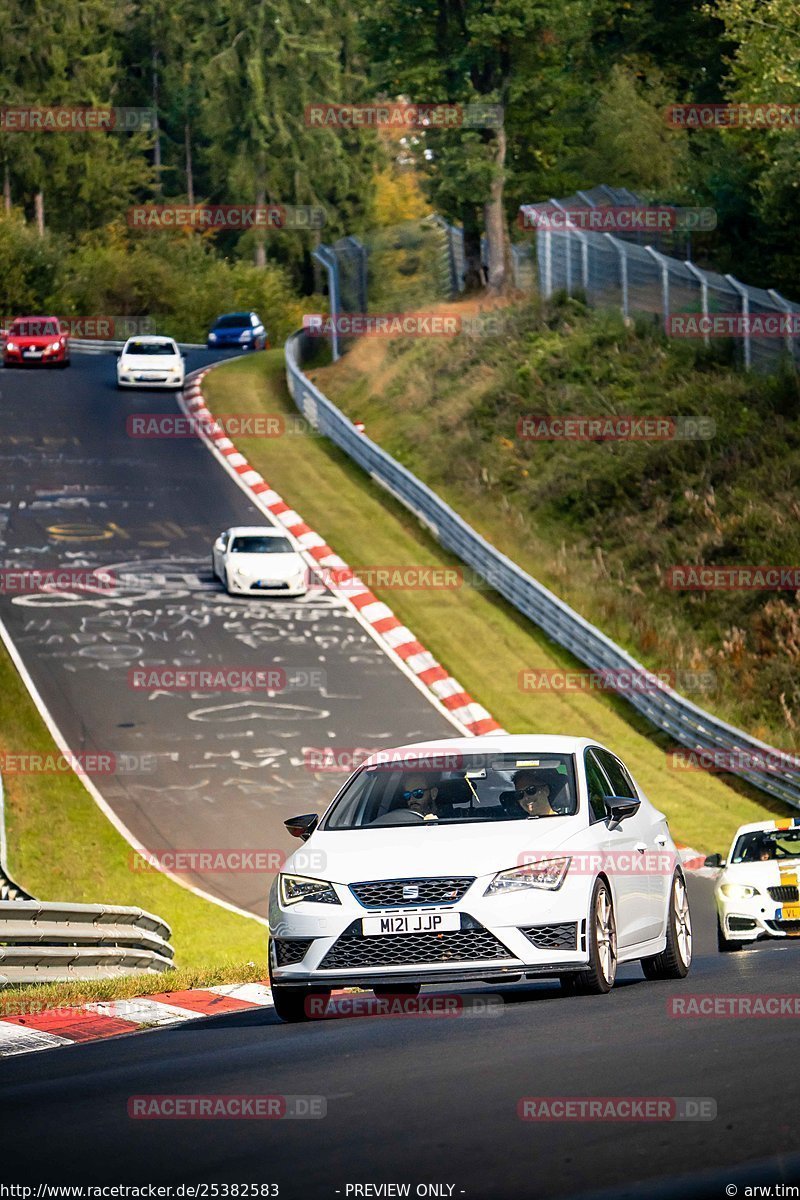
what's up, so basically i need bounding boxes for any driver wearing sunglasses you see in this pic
[512,770,557,817]
[401,773,439,820]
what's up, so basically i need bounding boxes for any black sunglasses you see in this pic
[402,787,429,800]
[516,784,547,798]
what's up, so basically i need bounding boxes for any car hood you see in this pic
[287,818,584,883]
[9,334,61,348]
[228,552,301,577]
[212,326,250,337]
[120,354,181,369]
[717,861,799,889]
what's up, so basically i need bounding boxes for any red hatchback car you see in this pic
[3,316,70,367]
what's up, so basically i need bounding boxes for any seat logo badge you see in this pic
[402,885,419,900]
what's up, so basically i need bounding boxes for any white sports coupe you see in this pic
[707,818,800,951]
[116,335,185,389]
[268,735,692,1021]
[212,526,308,596]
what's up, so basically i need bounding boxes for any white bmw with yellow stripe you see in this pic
[709,818,800,951]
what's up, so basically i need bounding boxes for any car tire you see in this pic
[372,984,421,997]
[572,878,617,994]
[271,984,332,1023]
[641,870,692,980]
[717,918,747,953]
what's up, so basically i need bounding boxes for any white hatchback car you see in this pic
[116,335,185,390]
[268,735,692,1021]
[212,526,308,596]
[708,818,800,951]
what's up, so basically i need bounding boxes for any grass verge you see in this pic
[202,350,792,854]
[0,638,267,973]
[0,961,267,1015]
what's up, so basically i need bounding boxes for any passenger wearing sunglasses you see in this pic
[401,773,439,820]
[510,770,557,817]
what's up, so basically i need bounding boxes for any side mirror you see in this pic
[285,813,318,841]
[703,853,725,869]
[604,796,641,826]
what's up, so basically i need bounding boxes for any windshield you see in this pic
[323,752,578,830]
[230,535,293,554]
[126,340,177,356]
[215,314,250,328]
[731,829,800,863]
[12,320,59,337]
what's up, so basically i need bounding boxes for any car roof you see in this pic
[124,334,176,344]
[10,315,61,322]
[358,734,605,767]
[730,818,800,837]
[215,311,253,320]
[226,526,292,538]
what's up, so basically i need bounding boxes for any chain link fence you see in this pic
[522,185,799,374]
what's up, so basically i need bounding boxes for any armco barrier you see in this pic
[0,900,174,985]
[284,329,800,811]
[69,338,205,354]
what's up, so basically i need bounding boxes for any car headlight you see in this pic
[6,341,16,350]
[279,874,340,906]
[208,332,217,341]
[48,341,61,350]
[239,329,253,341]
[485,857,571,896]
[720,883,759,900]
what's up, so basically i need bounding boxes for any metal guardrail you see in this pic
[69,339,205,354]
[0,900,174,985]
[285,330,800,811]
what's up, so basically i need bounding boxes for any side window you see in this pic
[594,748,638,800]
[584,748,612,823]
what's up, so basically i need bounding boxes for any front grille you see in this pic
[768,885,799,903]
[520,923,577,951]
[728,916,757,931]
[350,877,475,908]
[319,924,512,970]
[272,937,314,966]
[766,920,800,935]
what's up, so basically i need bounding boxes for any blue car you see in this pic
[206,311,268,351]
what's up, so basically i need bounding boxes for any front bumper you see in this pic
[5,349,68,366]
[717,895,800,941]
[225,576,307,597]
[269,883,591,987]
[117,374,184,389]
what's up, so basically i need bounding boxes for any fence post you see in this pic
[344,236,368,313]
[768,288,795,365]
[539,228,553,298]
[606,235,629,319]
[726,275,751,371]
[645,245,670,329]
[549,199,572,295]
[685,261,711,347]
[311,245,340,362]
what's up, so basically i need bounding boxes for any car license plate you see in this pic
[362,912,460,936]
[781,904,800,920]
[23,349,42,357]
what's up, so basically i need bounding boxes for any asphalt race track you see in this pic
[0,351,456,915]
[2,877,799,1195]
